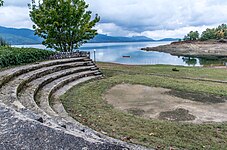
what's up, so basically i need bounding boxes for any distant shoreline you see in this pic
[13,40,173,46]
[141,40,227,58]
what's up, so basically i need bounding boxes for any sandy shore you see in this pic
[141,40,227,58]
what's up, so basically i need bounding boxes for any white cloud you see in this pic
[0,6,32,28]
[140,25,217,40]
[1,0,227,39]
[86,0,227,38]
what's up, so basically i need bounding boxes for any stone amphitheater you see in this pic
[0,54,149,150]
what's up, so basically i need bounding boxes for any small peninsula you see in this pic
[141,40,227,58]
[142,24,227,58]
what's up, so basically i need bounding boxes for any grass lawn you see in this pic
[60,63,227,149]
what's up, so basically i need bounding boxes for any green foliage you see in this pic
[200,28,216,41]
[215,24,227,39]
[184,24,227,41]
[0,47,55,68]
[183,31,199,41]
[29,0,100,52]
[182,57,197,66]
[0,0,3,7]
[0,37,9,47]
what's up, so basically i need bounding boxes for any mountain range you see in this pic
[0,26,179,45]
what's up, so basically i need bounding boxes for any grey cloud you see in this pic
[1,0,227,39]
[86,0,227,34]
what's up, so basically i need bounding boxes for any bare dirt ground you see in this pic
[104,84,227,123]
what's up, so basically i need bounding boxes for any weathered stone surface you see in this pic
[0,104,128,150]
[142,40,227,57]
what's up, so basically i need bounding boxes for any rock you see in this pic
[172,68,179,72]
[141,40,227,57]
[61,124,67,129]
[36,117,44,123]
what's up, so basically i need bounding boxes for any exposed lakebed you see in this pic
[14,41,227,66]
[104,84,227,123]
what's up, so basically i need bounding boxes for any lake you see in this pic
[14,42,227,66]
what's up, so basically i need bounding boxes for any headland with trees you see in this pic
[183,24,227,41]
[142,24,227,58]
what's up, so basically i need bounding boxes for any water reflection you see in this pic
[182,56,227,66]
[182,57,198,66]
[79,42,191,66]
[13,42,227,66]
[199,57,227,66]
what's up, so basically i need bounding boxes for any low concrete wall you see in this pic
[49,51,90,60]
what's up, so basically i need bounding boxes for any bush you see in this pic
[0,47,55,68]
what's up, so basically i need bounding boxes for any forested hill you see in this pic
[0,26,178,45]
[0,26,43,45]
[89,34,155,43]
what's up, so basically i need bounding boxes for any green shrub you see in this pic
[0,47,55,68]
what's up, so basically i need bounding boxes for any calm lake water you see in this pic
[14,42,227,66]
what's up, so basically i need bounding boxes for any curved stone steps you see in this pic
[11,63,109,140]
[0,58,92,110]
[51,76,100,120]
[36,70,99,117]
[16,61,93,95]
[38,74,147,148]
[0,59,94,126]
[17,68,106,141]
[13,61,92,99]
[50,76,104,135]
[0,57,89,88]
[37,75,102,136]
[17,67,97,117]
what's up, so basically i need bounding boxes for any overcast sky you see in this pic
[0,0,227,39]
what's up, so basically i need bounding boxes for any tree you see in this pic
[200,24,227,40]
[200,28,216,41]
[215,24,227,39]
[29,0,100,52]
[0,0,3,7]
[183,31,199,41]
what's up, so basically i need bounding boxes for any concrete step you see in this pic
[37,71,99,117]
[0,57,88,88]
[37,75,102,137]
[0,61,92,111]
[51,76,101,117]
[17,67,97,125]
[18,69,102,139]
[16,61,93,95]
[50,76,102,134]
